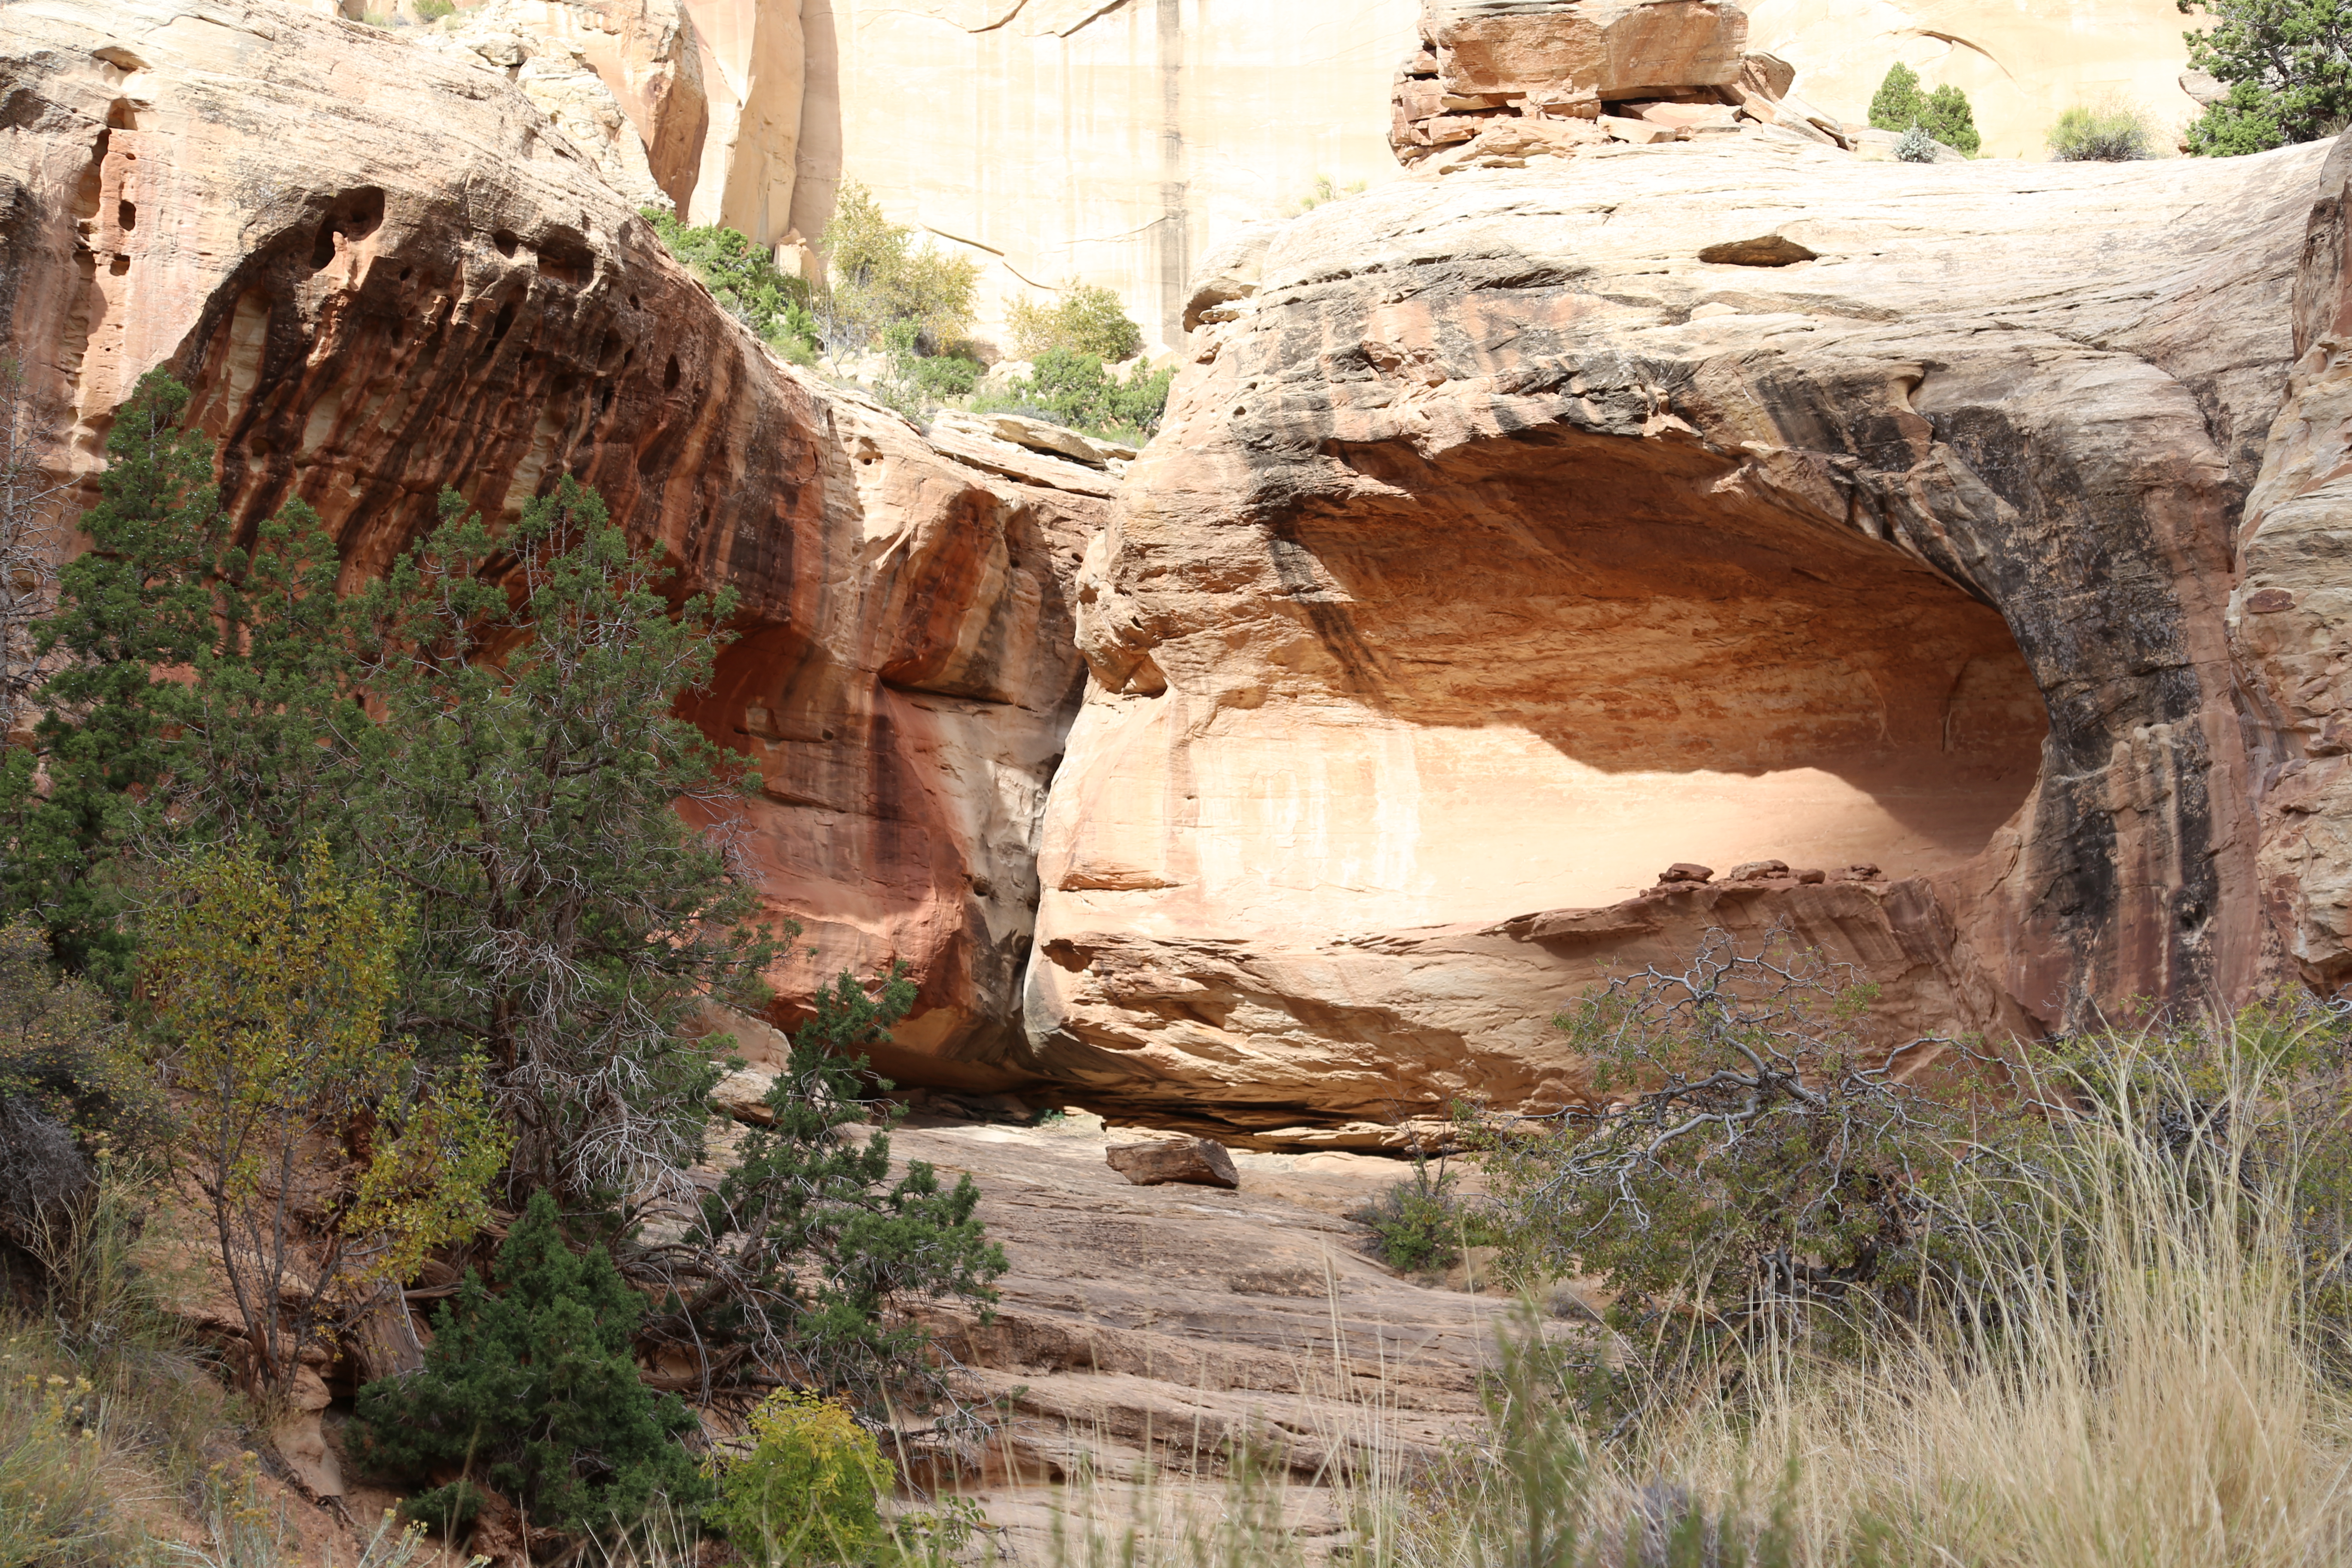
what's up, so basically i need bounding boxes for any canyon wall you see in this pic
[0,0,1105,1083]
[1745,0,2204,159]
[1026,102,2337,1141]
[334,0,2206,358]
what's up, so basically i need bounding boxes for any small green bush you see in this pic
[1351,1155,1492,1275]
[415,0,456,18]
[640,208,820,362]
[704,1390,891,1565]
[1868,62,1924,132]
[351,1191,707,1539]
[1868,63,1979,156]
[1288,173,1368,215]
[984,348,1171,442]
[2047,101,2155,161]
[1921,83,1981,155]
[1005,284,1144,363]
[818,182,980,355]
[873,320,982,418]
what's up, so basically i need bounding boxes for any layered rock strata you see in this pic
[1028,119,2338,1139]
[0,0,1100,1081]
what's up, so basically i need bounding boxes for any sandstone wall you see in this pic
[0,0,1103,1084]
[1028,129,2335,1141]
[795,0,1421,353]
[1744,0,2202,159]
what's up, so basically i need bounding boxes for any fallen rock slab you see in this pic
[1106,1135,1241,1189]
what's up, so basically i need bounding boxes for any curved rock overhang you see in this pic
[1030,135,2338,1143]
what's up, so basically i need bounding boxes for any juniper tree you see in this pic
[352,1189,707,1538]
[346,478,778,1207]
[1,370,367,978]
[2180,0,2352,153]
[642,966,1006,1409]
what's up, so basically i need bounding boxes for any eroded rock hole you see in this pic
[108,255,128,276]
[116,200,134,232]
[492,229,519,258]
[488,300,516,346]
[308,187,384,271]
[663,355,680,391]
[105,100,136,130]
[534,231,594,286]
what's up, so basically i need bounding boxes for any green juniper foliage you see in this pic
[346,477,778,1207]
[352,1190,707,1536]
[640,209,822,363]
[654,965,1006,1406]
[2180,0,2352,153]
[1867,63,1980,155]
[987,348,1173,441]
[1,370,365,980]
[1868,62,1925,132]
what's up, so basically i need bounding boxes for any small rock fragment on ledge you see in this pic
[1658,862,1715,883]
[1107,1134,1241,1189]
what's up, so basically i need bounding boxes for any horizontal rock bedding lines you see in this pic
[1026,126,2343,1140]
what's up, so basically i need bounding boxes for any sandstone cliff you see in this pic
[0,0,1104,1081]
[329,0,2208,363]
[1029,102,2339,1140]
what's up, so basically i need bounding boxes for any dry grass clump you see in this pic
[1012,1009,2352,1568]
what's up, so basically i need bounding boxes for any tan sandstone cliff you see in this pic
[1024,12,2344,1142]
[304,0,2208,361]
[0,0,1104,1081]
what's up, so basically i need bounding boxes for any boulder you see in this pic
[1430,0,1748,101]
[1106,1135,1242,1189]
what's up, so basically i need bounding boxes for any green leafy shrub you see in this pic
[817,182,980,355]
[415,0,456,18]
[704,1390,891,1565]
[1868,62,1924,131]
[1868,63,1980,155]
[985,348,1172,442]
[1921,83,1981,154]
[2048,100,2157,159]
[657,968,1006,1409]
[873,320,982,419]
[1350,1154,1491,1275]
[1288,173,1368,215]
[2181,0,2352,155]
[351,1190,707,1538]
[1005,284,1145,362]
[641,209,821,362]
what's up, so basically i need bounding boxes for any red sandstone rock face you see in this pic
[2235,137,2352,997]
[0,0,1099,1083]
[1030,133,2338,1139]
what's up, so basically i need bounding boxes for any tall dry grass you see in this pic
[1332,1018,2352,1568]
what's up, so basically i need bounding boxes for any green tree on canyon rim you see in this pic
[1868,61,1981,154]
[2178,0,2352,153]
[0,367,1000,1429]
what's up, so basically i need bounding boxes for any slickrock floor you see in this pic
[882,1113,1525,1558]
